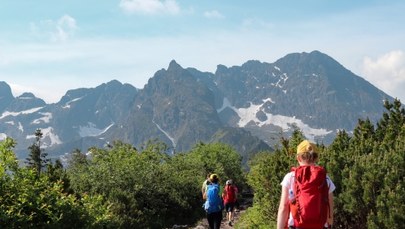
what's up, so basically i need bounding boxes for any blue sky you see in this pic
[1,0,405,103]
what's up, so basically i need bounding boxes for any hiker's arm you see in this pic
[202,186,206,199]
[328,192,334,226]
[201,183,205,198]
[277,186,289,229]
[202,181,208,199]
[222,187,227,199]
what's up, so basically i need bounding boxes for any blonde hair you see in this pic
[296,140,319,163]
[297,151,319,163]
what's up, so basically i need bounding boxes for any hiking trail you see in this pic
[191,193,253,229]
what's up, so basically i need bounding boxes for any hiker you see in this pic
[202,173,211,199]
[203,174,223,229]
[222,179,238,226]
[277,140,335,229]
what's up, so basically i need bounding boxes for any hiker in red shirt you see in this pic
[222,179,237,226]
[277,140,335,229]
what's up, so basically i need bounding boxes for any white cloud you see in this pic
[204,10,224,19]
[52,15,78,42]
[30,14,78,42]
[119,0,180,15]
[361,50,405,101]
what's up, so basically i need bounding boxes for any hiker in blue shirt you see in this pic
[203,174,223,229]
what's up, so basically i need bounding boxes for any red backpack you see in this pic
[289,165,329,229]
[224,185,236,203]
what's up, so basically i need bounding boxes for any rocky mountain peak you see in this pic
[17,92,37,99]
[103,79,123,89]
[275,50,346,75]
[9,92,46,111]
[0,81,14,111]
[0,81,13,98]
[215,64,229,75]
[167,60,183,72]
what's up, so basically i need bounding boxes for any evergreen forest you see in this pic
[0,99,404,229]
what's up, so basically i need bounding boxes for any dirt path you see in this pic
[192,195,253,229]
[192,208,245,229]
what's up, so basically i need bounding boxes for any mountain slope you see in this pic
[0,51,396,161]
[109,60,223,152]
[209,51,392,145]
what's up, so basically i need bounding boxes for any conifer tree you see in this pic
[321,130,351,194]
[376,99,405,148]
[337,99,405,228]
[368,99,405,228]
[26,129,49,177]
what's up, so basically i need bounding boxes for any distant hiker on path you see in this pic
[277,140,335,229]
[203,174,223,229]
[222,179,238,226]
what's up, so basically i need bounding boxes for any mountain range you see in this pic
[0,51,394,162]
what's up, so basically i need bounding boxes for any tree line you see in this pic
[0,99,403,228]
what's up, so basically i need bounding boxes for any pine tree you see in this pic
[337,99,405,228]
[368,99,405,228]
[26,129,49,177]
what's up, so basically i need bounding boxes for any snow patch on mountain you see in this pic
[271,72,288,89]
[262,98,275,104]
[26,127,62,148]
[42,127,62,147]
[32,112,52,124]
[62,97,83,109]
[0,133,6,140]
[18,122,24,132]
[17,96,35,100]
[261,114,331,139]
[79,122,114,137]
[219,97,332,138]
[152,119,176,148]
[0,107,44,119]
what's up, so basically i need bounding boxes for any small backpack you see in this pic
[224,185,236,203]
[204,184,223,213]
[289,165,329,229]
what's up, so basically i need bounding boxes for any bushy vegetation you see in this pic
[0,138,117,228]
[239,99,405,228]
[0,137,243,228]
[1,99,403,228]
